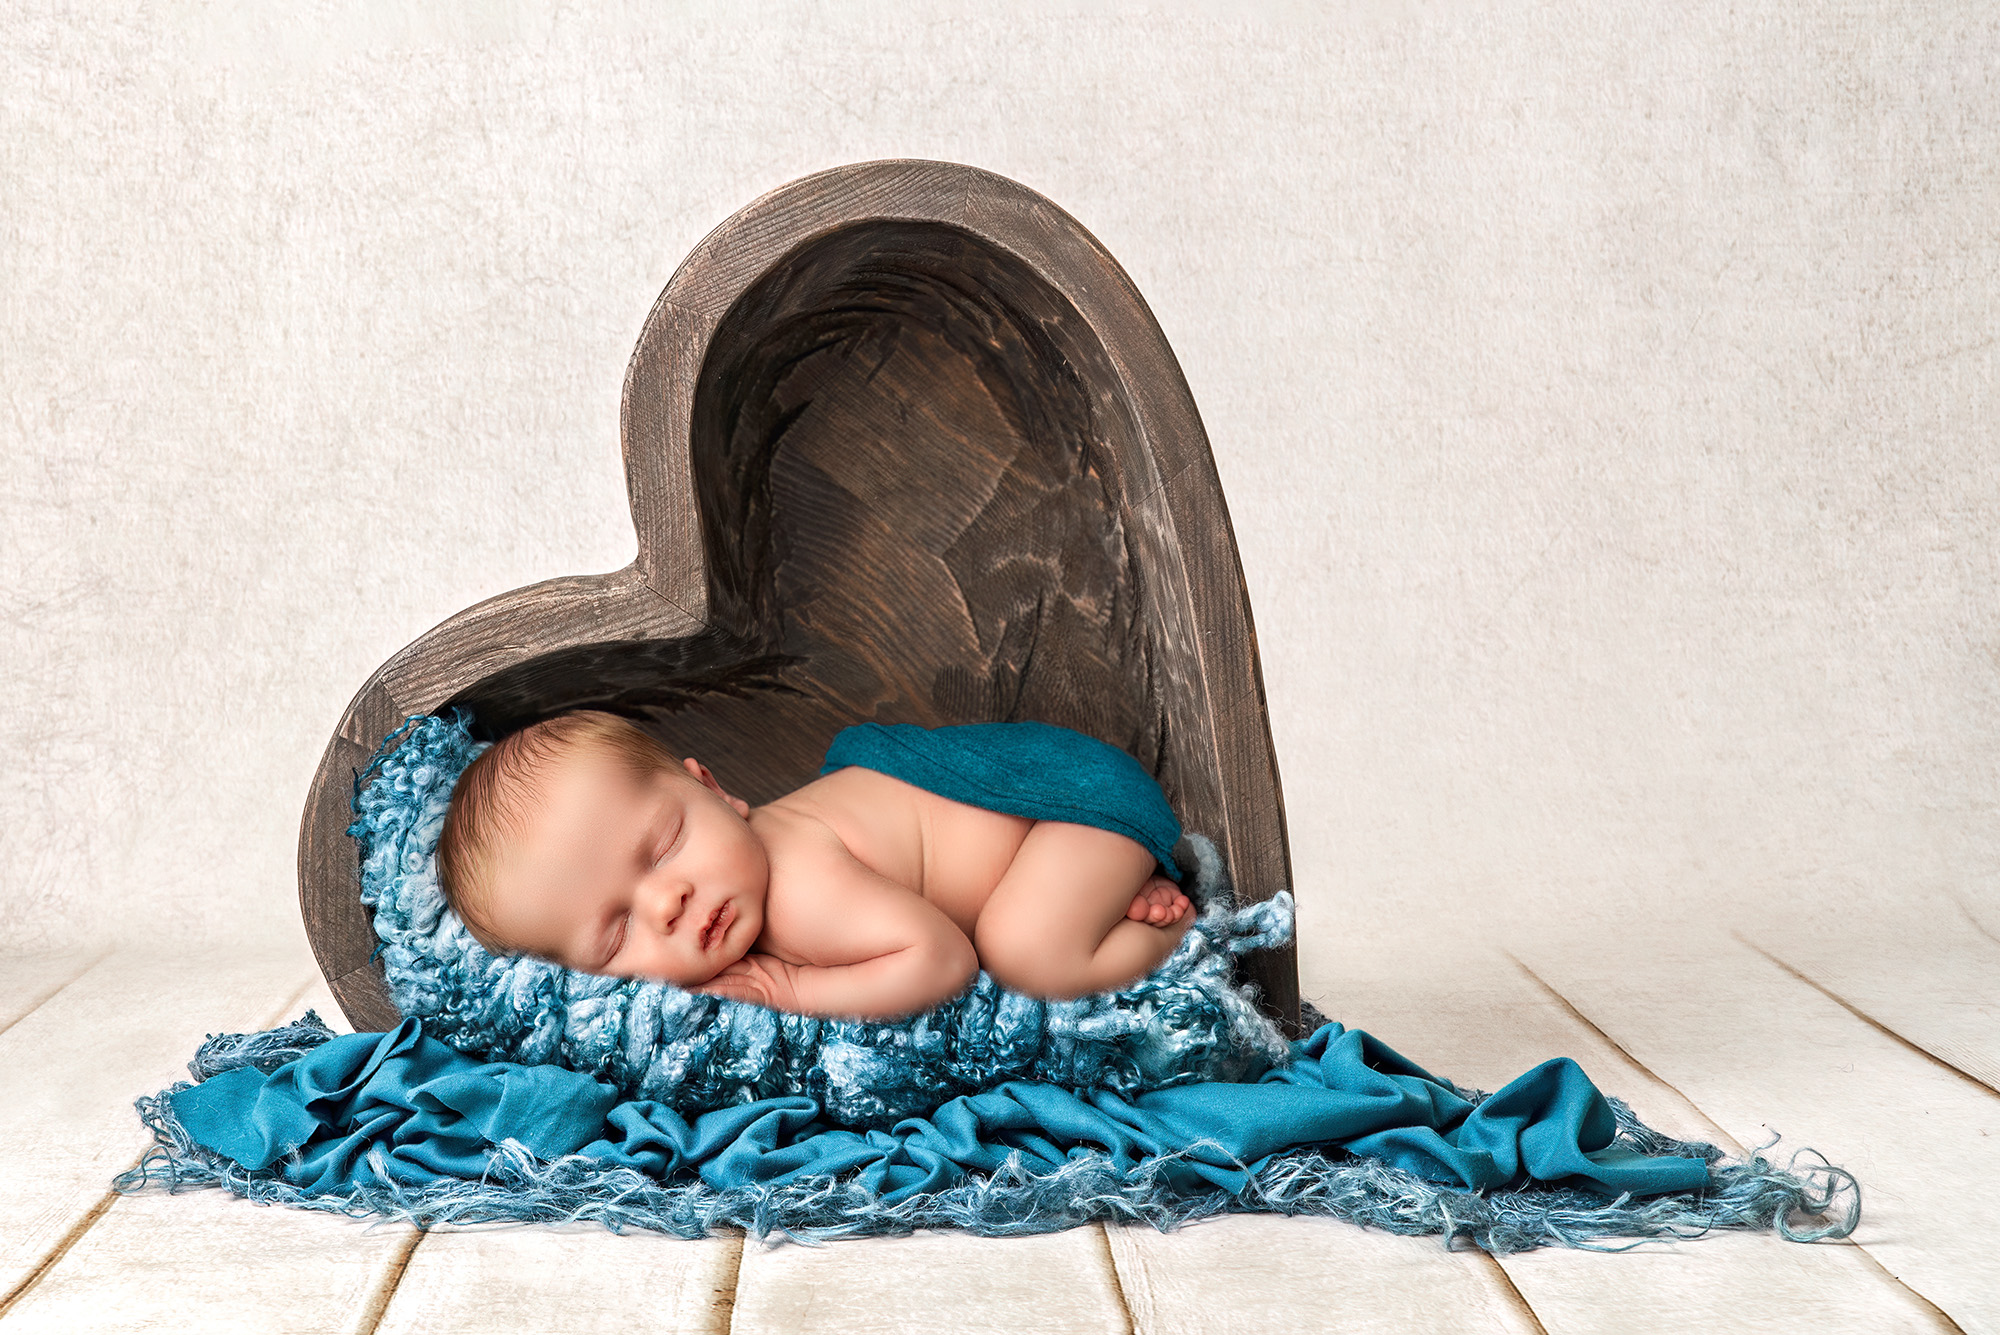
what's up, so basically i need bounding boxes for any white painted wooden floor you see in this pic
[2,907,1992,1333]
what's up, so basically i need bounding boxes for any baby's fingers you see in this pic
[693,976,770,1005]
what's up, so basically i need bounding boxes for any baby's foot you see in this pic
[1125,875,1192,927]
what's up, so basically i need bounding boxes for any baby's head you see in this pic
[437,710,767,985]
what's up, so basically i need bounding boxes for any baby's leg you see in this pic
[973,823,1194,999]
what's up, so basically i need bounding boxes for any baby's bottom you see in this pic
[972,823,1194,999]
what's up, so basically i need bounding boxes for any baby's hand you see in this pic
[1126,875,1191,927]
[692,953,803,1012]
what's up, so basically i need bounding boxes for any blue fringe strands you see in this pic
[115,1014,1860,1254]
[353,713,1295,1128]
[226,712,1867,1253]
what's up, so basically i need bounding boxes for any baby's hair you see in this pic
[437,710,681,951]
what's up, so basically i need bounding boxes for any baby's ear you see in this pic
[683,757,752,818]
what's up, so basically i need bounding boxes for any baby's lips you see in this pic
[702,902,735,951]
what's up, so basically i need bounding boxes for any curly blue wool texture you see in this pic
[351,714,1296,1128]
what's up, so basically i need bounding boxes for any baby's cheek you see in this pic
[717,939,755,975]
[670,940,739,987]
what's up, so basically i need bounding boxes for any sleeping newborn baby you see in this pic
[436,711,1194,1021]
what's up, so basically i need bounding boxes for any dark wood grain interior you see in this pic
[447,221,1171,808]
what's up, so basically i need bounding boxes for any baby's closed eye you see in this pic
[598,914,629,967]
[653,814,685,866]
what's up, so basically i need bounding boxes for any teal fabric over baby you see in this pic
[820,721,1182,878]
[352,713,1294,1128]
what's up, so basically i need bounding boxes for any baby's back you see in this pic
[766,768,1033,937]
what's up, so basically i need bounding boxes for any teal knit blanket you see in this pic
[820,720,1185,877]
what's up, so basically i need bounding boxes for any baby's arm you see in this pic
[694,822,976,1020]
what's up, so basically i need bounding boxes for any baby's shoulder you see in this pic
[771,768,927,831]
[758,769,930,888]
[745,796,852,860]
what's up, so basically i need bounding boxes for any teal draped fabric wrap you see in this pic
[821,720,1184,878]
[170,1019,1709,1202]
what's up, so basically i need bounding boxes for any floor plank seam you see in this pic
[1950,897,2000,953]
[1477,1251,1549,1335]
[1093,1223,1139,1335]
[0,949,114,1043]
[1504,953,1747,1155]
[715,1227,745,1334]
[1515,941,1988,1316]
[0,1184,121,1320]
[1842,1241,1970,1334]
[351,1228,426,1335]
[1732,933,2000,1101]
[0,974,346,1327]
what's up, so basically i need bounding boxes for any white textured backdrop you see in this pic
[4,3,1995,983]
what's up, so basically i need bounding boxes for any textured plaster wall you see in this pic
[4,2,1996,966]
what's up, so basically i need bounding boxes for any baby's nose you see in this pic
[635,878,691,931]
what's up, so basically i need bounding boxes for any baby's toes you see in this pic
[1134,878,1178,924]
[1125,893,1154,922]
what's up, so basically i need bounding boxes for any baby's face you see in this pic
[476,748,768,986]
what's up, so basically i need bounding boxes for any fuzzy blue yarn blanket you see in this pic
[354,714,1298,1128]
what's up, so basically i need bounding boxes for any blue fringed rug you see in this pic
[115,1010,1860,1254]
[160,711,1858,1252]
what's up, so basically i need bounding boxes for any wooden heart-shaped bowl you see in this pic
[300,160,1297,1034]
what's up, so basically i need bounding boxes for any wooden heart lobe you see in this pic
[299,160,1297,1034]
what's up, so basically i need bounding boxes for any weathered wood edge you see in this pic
[622,160,971,603]
[298,568,699,1029]
[954,168,1299,1028]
